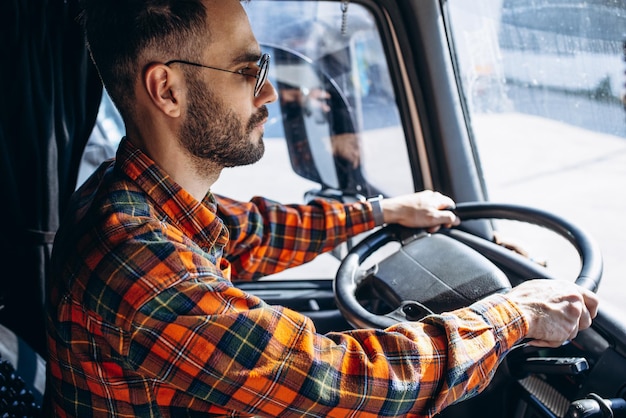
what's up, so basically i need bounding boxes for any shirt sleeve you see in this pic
[215,194,377,280]
[74,215,527,417]
[127,272,528,418]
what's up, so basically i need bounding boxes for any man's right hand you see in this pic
[504,279,599,347]
[380,190,460,233]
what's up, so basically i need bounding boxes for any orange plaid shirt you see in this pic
[46,137,528,417]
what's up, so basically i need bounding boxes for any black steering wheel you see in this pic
[334,202,603,330]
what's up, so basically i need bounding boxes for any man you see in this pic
[45,0,599,416]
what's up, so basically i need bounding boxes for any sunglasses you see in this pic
[165,53,270,97]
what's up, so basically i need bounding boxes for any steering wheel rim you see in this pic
[334,202,603,330]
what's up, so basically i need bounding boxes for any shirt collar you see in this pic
[115,137,229,249]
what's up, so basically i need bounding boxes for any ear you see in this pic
[143,63,183,118]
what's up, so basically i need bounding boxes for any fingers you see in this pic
[581,287,600,320]
[425,207,459,233]
[576,288,598,333]
[382,190,460,229]
[426,209,459,233]
[423,191,460,229]
[507,279,599,347]
[433,192,456,211]
[434,207,461,228]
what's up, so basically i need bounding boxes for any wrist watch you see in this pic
[367,195,385,226]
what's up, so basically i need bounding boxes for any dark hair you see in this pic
[79,0,208,121]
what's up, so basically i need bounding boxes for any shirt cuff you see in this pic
[470,292,529,352]
[367,195,385,226]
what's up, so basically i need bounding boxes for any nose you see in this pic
[255,79,278,106]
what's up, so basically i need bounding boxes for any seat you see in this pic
[0,322,46,417]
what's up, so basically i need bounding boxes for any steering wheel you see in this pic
[334,202,603,330]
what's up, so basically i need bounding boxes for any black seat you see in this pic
[0,323,45,417]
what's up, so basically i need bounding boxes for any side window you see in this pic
[445,0,626,307]
[77,90,123,187]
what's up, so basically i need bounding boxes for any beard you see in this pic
[178,73,267,169]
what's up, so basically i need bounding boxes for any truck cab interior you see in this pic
[2,1,626,417]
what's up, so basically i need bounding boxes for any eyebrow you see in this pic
[230,50,262,66]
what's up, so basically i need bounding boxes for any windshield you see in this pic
[445,0,626,309]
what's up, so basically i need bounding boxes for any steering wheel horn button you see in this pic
[370,233,511,318]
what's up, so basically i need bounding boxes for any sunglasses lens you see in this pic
[254,54,270,97]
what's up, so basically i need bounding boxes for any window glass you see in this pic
[77,90,123,186]
[445,0,626,308]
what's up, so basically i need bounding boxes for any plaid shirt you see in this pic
[46,138,528,417]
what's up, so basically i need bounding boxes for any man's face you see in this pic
[177,0,276,170]
[179,72,268,168]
